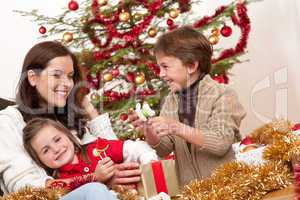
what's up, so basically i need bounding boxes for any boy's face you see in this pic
[156,53,190,93]
[30,125,76,169]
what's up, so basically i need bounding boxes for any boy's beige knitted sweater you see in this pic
[154,75,246,186]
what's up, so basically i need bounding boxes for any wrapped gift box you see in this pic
[138,160,179,199]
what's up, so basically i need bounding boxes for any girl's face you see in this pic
[156,53,190,93]
[28,55,74,107]
[30,125,76,169]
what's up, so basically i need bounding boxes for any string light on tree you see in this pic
[68,0,79,11]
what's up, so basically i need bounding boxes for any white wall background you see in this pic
[0,0,299,135]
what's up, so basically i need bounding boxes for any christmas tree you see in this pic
[16,0,251,140]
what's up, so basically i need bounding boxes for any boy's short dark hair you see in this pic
[154,26,213,74]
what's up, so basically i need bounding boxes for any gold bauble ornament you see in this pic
[63,32,73,43]
[90,92,100,102]
[169,8,179,19]
[103,72,113,82]
[208,35,219,45]
[135,73,145,84]
[211,27,220,36]
[133,13,143,21]
[148,28,157,37]
[80,17,88,24]
[119,11,130,22]
[97,0,107,6]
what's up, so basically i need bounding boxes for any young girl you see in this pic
[23,118,157,189]
[129,26,246,186]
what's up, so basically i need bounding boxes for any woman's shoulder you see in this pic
[0,105,25,124]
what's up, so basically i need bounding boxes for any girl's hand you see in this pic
[128,111,160,146]
[94,157,115,183]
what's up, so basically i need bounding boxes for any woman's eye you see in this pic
[54,137,61,143]
[43,149,48,154]
[68,74,74,79]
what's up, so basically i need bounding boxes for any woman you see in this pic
[129,26,246,186]
[0,41,140,198]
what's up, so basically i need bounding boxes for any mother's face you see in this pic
[28,55,75,107]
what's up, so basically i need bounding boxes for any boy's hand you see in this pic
[128,111,160,146]
[94,157,115,183]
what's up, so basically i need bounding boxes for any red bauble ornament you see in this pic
[120,113,128,121]
[68,0,79,11]
[240,136,253,145]
[167,18,174,26]
[221,25,232,37]
[39,26,46,34]
[111,69,120,77]
[126,72,135,82]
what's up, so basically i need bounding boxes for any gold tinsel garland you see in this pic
[1,120,299,200]
[0,187,66,200]
[179,119,299,200]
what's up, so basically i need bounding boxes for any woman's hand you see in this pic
[81,95,99,120]
[94,157,115,183]
[128,111,160,146]
[107,162,141,188]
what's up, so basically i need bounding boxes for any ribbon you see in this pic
[151,161,168,194]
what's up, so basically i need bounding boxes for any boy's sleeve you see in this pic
[123,140,158,164]
[198,88,246,156]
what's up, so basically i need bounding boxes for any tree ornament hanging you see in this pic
[208,35,219,45]
[221,25,232,37]
[111,68,120,77]
[97,0,108,6]
[68,0,79,11]
[133,13,143,22]
[39,26,46,34]
[103,72,113,82]
[63,32,73,43]
[169,8,179,19]
[148,27,157,37]
[167,18,174,26]
[119,113,129,121]
[135,73,145,84]
[119,11,130,22]
[90,92,100,102]
[211,27,220,36]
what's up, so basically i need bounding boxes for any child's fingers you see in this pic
[98,157,112,166]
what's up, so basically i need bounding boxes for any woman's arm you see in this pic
[0,115,51,193]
